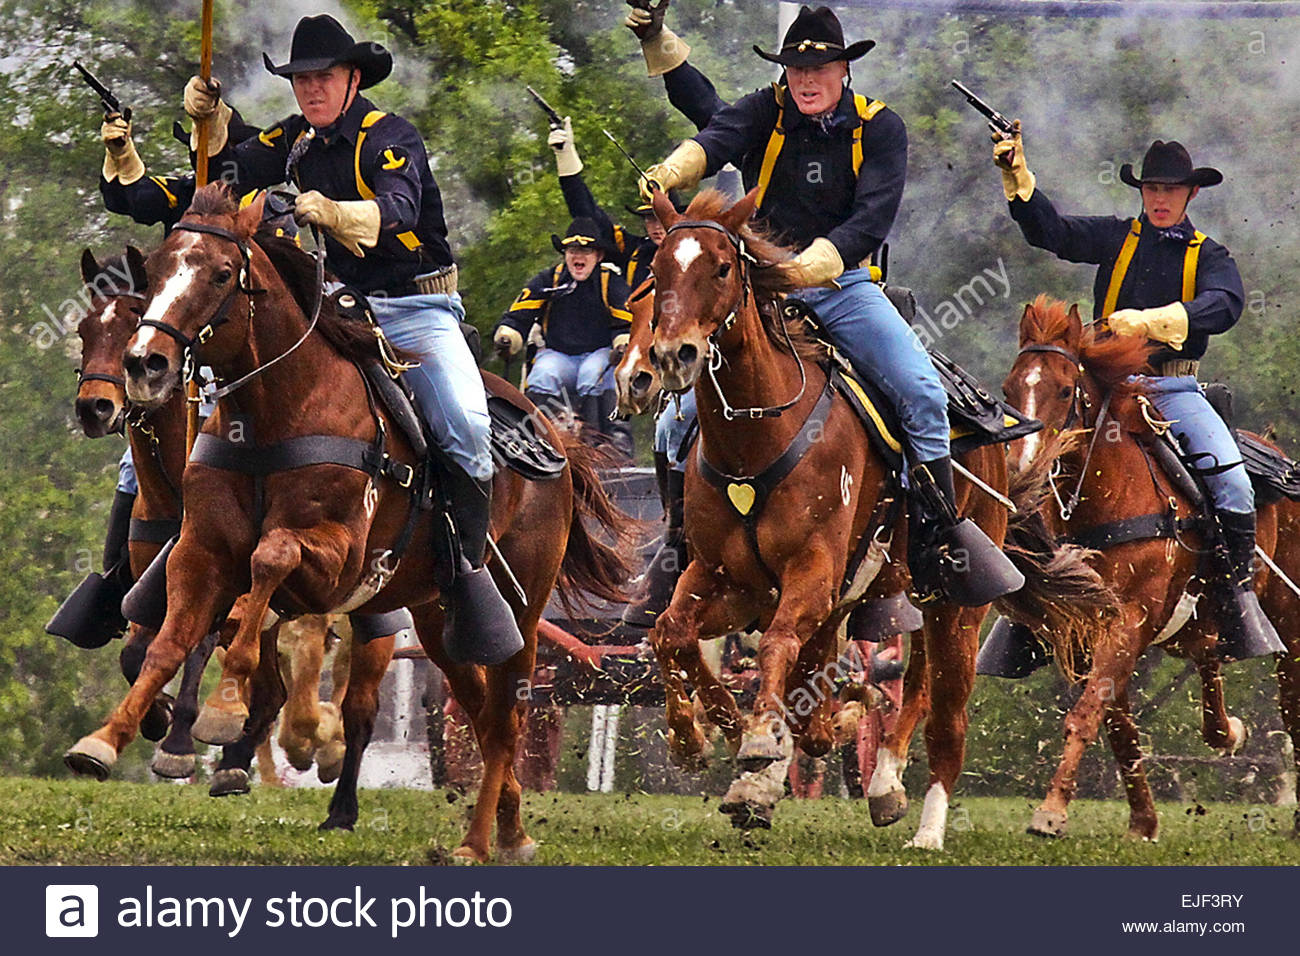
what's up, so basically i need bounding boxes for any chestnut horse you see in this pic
[73,249,359,792]
[65,186,630,861]
[640,189,1071,846]
[1002,295,1293,840]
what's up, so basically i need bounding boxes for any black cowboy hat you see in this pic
[753,6,874,68]
[551,217,610,255]
[1119,140,1223,189]
[263,15,393,90]
[625,190,687,219]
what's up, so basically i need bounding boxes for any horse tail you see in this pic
[994,430,1121,681]
[552,429,639,617]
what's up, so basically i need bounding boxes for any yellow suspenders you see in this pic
[509,266,630,333]
[352,110,422,252]
[753,85,886,210]
[1101,219,1206,316]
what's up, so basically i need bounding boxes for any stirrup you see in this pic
[933,519,1025,607]
[976,616,1052,678]
[1215,589,1285,662]
[442,564,524,665]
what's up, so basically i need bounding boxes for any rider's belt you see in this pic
[414,264,458,296]
[1155,359,1199,378]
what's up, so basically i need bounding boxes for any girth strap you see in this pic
[1066,510,1201,551]
[697,376,836,587]
[129,516,182,544]
[190,432,412,486]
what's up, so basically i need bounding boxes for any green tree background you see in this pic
[0,0,1295,799]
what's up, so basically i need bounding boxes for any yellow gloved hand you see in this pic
[639,139,706,203]
[777,237,844,289]
[1107,302,1188,351]
[612,332,630,356]
[494,326,524,358]
[548,117,583,177]
[184,75,233,156]
[294,191,381,258]
[101,112,144,185]
[624,0,668,40]
[991,119,1035,202]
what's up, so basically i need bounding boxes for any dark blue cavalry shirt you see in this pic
[1010,188,1245,364]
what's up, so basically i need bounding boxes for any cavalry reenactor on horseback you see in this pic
[985,130,1285,670]
[186,14,521,664]
[493,218,634,456]
[638,5,1022,606]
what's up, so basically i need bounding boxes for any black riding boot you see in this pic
[597,389,635,461]
[907,456,1024,607]
[439,464,525,666]
[46,490,135,648]
[976,616,1053,678]
[1213,511,1285,661]
[623,456,686,628]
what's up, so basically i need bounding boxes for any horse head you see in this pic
[124,185,266,409]
[1003,295,1090,471]
[648,188,761,393]
[75,246,149,437]
[612,277,661,417]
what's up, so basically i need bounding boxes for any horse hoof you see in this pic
[497,839,538,864]
[150,748,196,779]
[1220,716,1249,757]
[904,828,944,851]
[192,707,247,746]
[318,815,356,832]
[668,745,709,774]
[1124,827,1159,843]
[315,741,346,783]
[316,758,343,785]
[451,846,487,865]
[283,745,315,772]
[719,801,773,830]
[1027,808,1068,838]
[868,790,908,827]
[64,736,117,781]
[209,768,251,797]
[140,697,174,742]
[737,722,787,772]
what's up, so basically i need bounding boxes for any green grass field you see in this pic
[1,777,1297,866]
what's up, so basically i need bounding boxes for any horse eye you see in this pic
[1059,386,1073,400]
[214,267,233,285]
[717,262,732,279]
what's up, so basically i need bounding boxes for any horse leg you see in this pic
[150,629,220,779]
[65,542,230,776]
[320,632,397,831]
[1278,649,1300,835]
[906,604,982,850]
[211,624,288,797]
[720,549,836,830]
[869,630,928,827]
[120,624,172,742]
[315,621,351,782]
[649,562,752,766]
[1102,686,1158,841]
[1030,609,1146,838]
[278,616,329,771]
[195,527,318,744]
[1187,635,1249,754]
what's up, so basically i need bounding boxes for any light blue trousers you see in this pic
[371,293,493,482]
[654,388,697,474]
[117,447,137,494]
[1138,374,1253,515]
[791,269,950,464]
[528,347,614,398]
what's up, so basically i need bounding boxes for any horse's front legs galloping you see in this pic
[65,538,232,777]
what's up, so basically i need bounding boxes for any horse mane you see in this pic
[680,190,825,361]
[1022,293,1157,401]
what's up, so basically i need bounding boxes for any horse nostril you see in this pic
[677,343,698,366]
[94,398,116,421]
[123,353,145,378]
[649,348,662,370]
[631,371,653,395]
[144,352,170,376]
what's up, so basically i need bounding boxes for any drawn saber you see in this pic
[1255,545,1300,601]
[602,128,648,181]
[952,459,1017,513]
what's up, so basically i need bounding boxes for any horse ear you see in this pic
[651,189,680,230]
[125,245,149,295]
[80,249,101,286]
[719,187,760,234]
[234,190,267,238]
[1018,302,1034,346]
[1066,302,1083,338]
